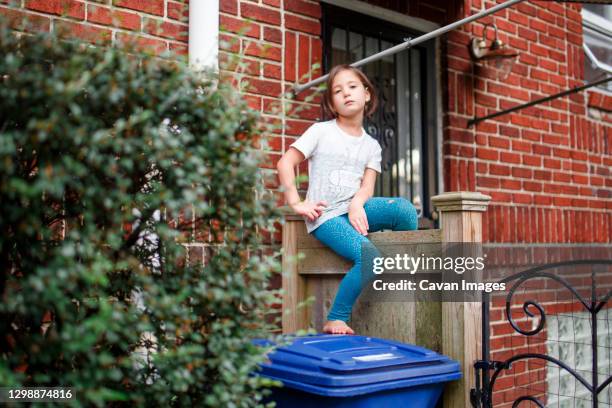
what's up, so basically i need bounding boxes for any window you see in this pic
[582,4,612,93]
[322,4,439,227]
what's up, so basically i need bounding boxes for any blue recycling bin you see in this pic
[252,334,461,408]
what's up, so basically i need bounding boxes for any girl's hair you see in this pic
[322,64,378,119]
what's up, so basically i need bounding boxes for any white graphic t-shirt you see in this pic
[290,119,382,233]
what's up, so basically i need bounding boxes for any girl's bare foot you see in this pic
[323,320,355,335]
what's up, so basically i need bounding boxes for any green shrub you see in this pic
[0,21,281,407]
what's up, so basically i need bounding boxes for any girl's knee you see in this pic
[392,197,418,230]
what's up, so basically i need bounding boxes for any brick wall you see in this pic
[444,0,611,245]
[0,0,188,56]
[218,0,326,247]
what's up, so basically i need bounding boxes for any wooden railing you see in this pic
[280,191,491,408]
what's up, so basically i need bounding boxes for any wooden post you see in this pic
[280,207,308,334]
[431,192,491,408]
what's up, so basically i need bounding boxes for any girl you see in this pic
[276,64,418,335]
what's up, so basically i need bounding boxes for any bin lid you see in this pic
[253,334,461,390]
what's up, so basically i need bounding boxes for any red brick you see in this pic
[296,33,311,81]
[220,14,260,39]
[519,53,537,66]
[518,2,536,16]
[143,18,187,42]
[219,33,240,53]
[167,1,188,23]
[489,136,510,149]
[570,150,588,161]
[241,3,280,25]
[447,144,475,158]
[530,68,548,81]
[311,37,322,78]
[243,94,261,110]
[489,164,511,176]
[518,27,537,42]
[263,63,281,80]
[285,13,320,35]
[285,119,312,136]
[243,40,281,62]
[448,56,471,72]
[500,152,521,164]
[263,98,281,114]
[477,148,499,161]
[475,92,497,107]
[116,32,167,54]
[553,148,571,158]
[553,172,570,183]
[284,31,296,82]
[534,195,552,205]
[572,174,589,184]
[512,167,532,178]
[285,0,321,18]
[113,0,164,16]
[537,9,557,24]
[508,10,528,26]
[501,179,521,190]
[169,42,187,56]
[523,181,542,192]
[512,140,531,152]
[240,77,282,97]
[475,120,497,134]
[87,5,140,30]
[26,0,84,19]
[534,170,551,180]
[476,177,499,189]
[219,52,260,76]
[499,125,519,138]
[0,6,51,32]
[55,19,112,44]
[513,193,532,204]
[264,26,282,44]
[220,0,237,15]
[523,155,542,167]
[571,162,588,173]
[509,36,528,51]
[545,183,562,194]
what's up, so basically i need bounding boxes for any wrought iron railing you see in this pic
[471,259,612,408]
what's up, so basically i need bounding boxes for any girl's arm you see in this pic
[348,168,377,235]
[277,147,327,221]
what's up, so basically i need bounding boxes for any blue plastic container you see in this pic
[252,334,461,408]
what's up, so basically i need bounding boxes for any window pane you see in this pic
[331,28,348,64]
[349,31,363,61]
[584,27,612,92]
[583,4,612,21]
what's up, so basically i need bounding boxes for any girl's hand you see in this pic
[291,200,327,221]
[348,203,369,235]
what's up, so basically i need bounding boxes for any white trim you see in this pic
[583,43,612,74]
[320,0,440,33]
[189,0,218,71]
[582,8,612,38]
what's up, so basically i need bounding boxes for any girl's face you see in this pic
[330,69,370,119]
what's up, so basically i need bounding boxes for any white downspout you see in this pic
[189,0,219,72]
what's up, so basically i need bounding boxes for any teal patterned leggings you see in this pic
[311,197,418,322]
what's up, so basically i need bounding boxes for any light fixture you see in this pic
[470,23,518,80]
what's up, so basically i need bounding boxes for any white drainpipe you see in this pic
[189,0,219,72]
